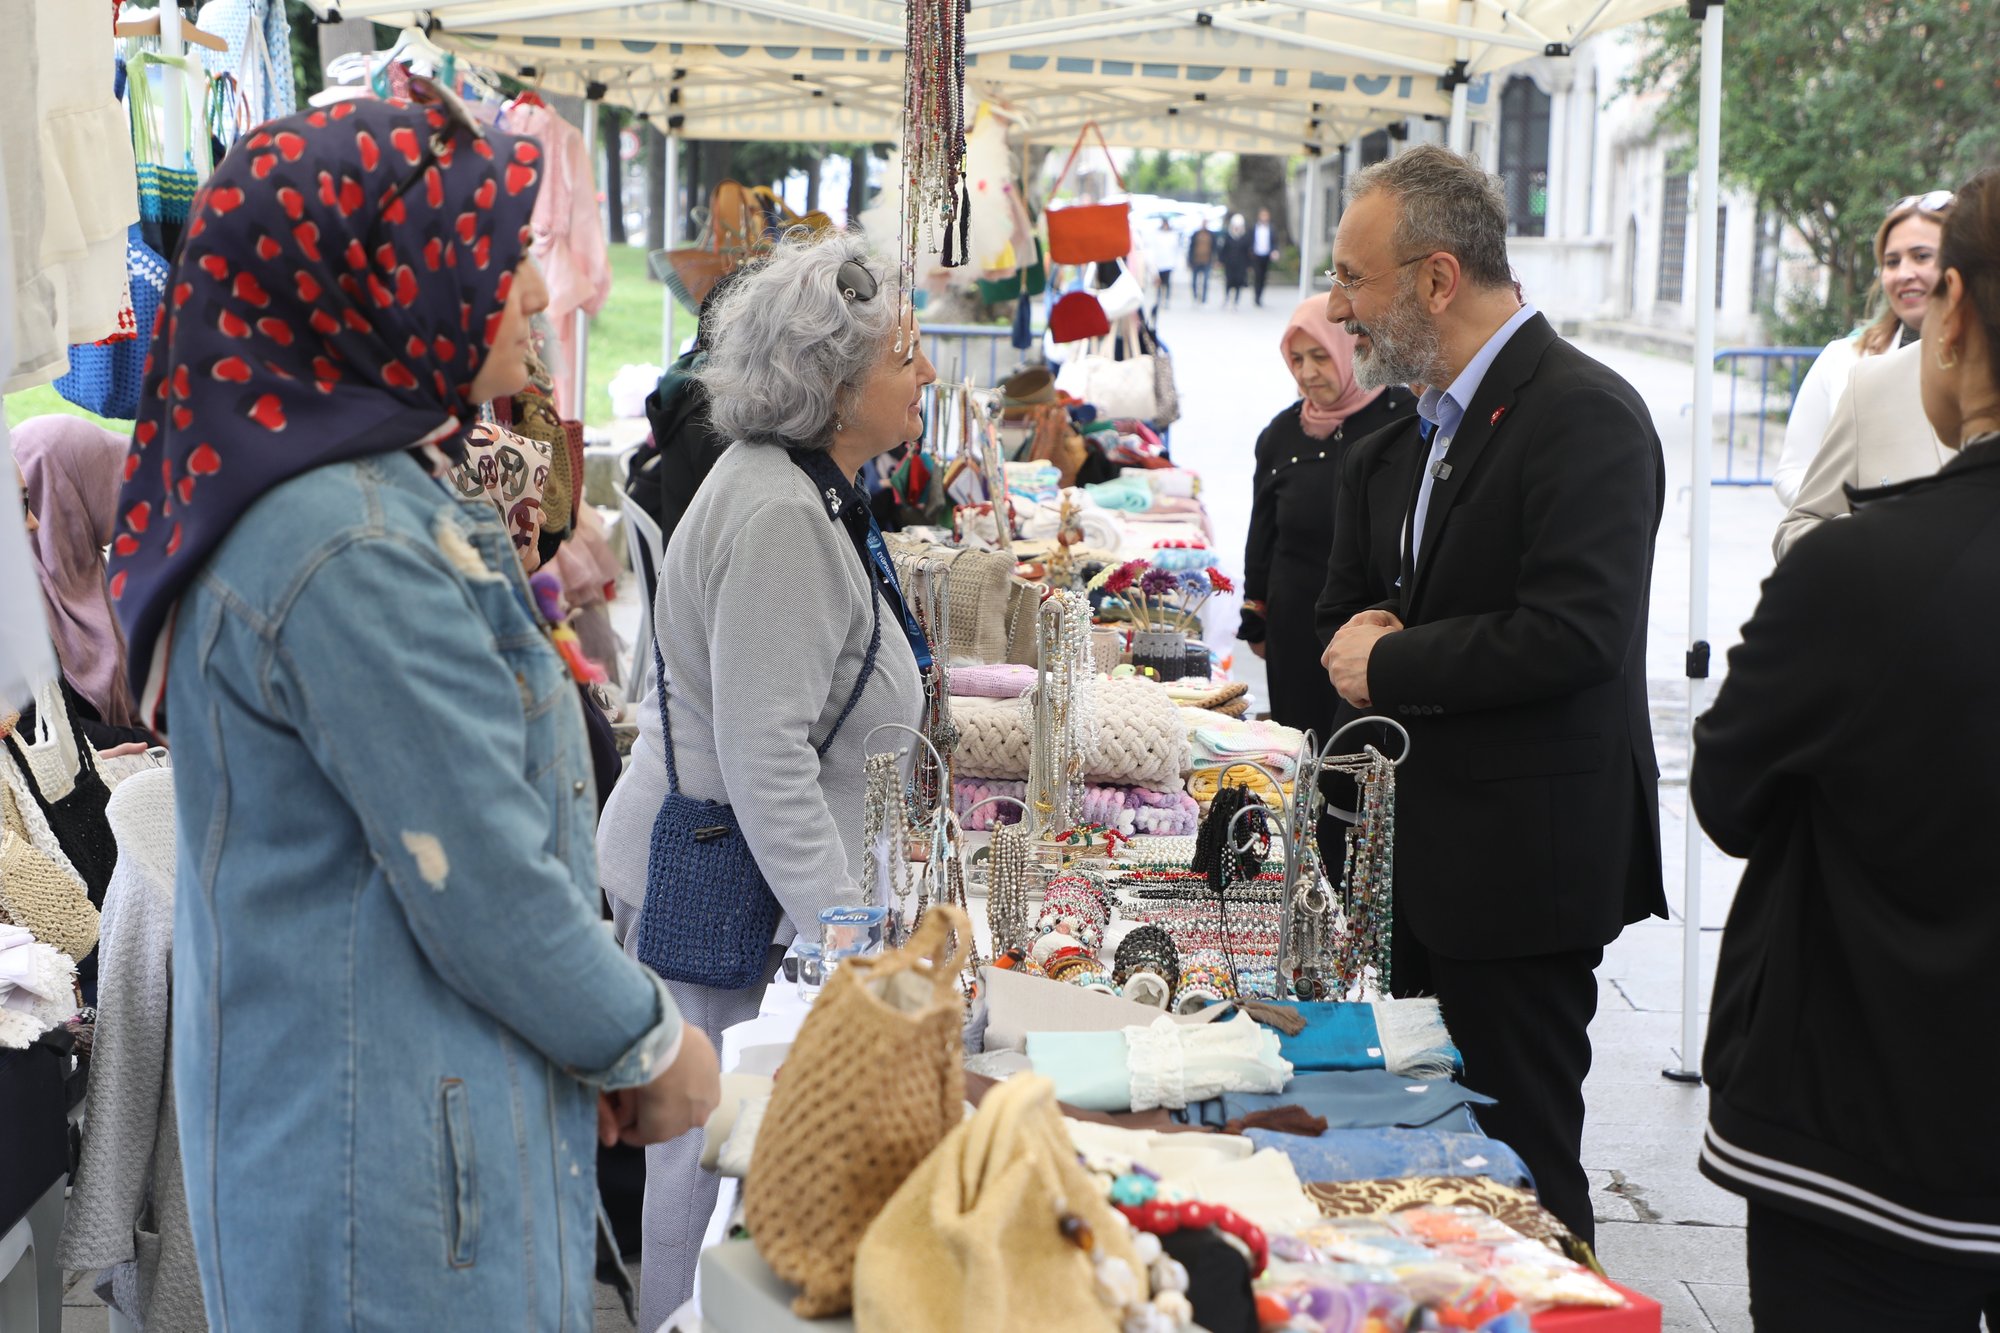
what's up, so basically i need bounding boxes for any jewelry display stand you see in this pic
[1024,588,1092,856]
[1275,716,1412,1001]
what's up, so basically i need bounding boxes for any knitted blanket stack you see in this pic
[952,677,1190,788]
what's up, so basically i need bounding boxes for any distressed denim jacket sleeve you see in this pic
[263,525,682,1089]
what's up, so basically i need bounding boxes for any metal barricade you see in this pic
[921,323,1028,389]
[1711,347,1823,485]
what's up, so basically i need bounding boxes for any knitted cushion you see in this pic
[744,906,969,1317]
[954,678,1190,788]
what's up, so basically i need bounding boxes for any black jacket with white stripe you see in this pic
[1691,437,2000,1267]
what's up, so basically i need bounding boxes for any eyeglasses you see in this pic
[1324,252,1431,298]
[1892,190,1954,215]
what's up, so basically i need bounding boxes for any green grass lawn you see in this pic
[4,243,680,437]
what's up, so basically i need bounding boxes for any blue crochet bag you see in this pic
[636,582,883,990]
[53,224,168,422]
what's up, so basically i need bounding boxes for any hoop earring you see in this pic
[1937,344,1959,371]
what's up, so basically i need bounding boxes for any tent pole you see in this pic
[1296,154,1320,301]
[1667,0,1724,1087]
[161,2,186,166]
[1446,0,1474,152]
[662,129,680,365]
[576,93,601,421]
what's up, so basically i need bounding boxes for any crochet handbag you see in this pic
[634,581,882,990]
[851,1073,1139,1333]
[0,785,99,964]
[744,905,971,1317]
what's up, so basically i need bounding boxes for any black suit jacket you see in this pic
[1333,314,1668,959]
[1314,414,1429,648]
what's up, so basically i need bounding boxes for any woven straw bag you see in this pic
[744,905,970,1316]
[852,1074,1137,1333]
[0,786,99,963]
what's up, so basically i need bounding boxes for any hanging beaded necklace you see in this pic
[898,0,971,345]
[1329,746,1398,997]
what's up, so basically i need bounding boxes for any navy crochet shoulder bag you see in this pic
[636,583,883,990]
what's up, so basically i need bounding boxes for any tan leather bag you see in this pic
[743,906,970,1316]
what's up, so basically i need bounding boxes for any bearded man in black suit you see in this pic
[1315,144,1669,1244]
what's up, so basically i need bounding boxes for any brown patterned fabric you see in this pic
[1303,1176,1603,1274]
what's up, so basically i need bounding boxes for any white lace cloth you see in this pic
[0,922,76,1048]
[1123,1011,1291,1112]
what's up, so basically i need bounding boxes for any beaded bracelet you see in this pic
[1113,923,1182,991]
[1173,962,1236,1014]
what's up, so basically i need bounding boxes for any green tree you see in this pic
[1628,0,2000,345]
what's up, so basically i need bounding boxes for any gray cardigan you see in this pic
[598,441,924,941]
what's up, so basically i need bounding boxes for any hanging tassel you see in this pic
[957,182,972,266]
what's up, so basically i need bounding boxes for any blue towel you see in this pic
[1177,1069,1495,1134]
[1243,1127,1534,1190]
[1260,1001,1461,1077]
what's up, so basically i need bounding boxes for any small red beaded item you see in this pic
[1116,1199,1270,1277]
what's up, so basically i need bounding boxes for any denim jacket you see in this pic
[165,452,682,1332]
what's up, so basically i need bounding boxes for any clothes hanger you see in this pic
[370,26,457,99]
[114,4,229,52]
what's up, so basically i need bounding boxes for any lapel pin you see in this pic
[1490,405,1509,427]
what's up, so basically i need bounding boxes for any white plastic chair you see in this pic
[621,495,665,705]
[0,1177,66,1333]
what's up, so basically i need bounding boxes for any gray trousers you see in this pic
[609,895,773,1331]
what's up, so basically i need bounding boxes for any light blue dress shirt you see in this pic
[1407,303,1539,567]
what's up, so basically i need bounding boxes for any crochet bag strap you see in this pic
[650,573,884,796]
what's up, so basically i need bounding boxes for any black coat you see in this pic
[1241,390,1416,737]
[1219,233,1253,287]
[633,352,731,549]
[1692,439,2000,1262]
[1314,413,1430,647]
[1331,314,1668,959]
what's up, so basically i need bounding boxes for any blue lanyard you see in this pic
[865,514,933,672]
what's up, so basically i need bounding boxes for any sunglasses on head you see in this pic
[836,258,919,366]
[1893,190,1954,215]
[837,259,878,303]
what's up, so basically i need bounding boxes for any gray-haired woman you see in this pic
[597,229,935,1324]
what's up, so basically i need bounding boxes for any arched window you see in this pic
[1498,75,1551,237]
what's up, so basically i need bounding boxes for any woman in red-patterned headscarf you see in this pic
[102,88,716,1328]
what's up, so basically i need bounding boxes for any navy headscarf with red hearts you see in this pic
[107,96,544,723]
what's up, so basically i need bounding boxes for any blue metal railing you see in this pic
[1712,347,1823,485]
[922,323,1030,389]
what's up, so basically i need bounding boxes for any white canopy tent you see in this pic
[303,0,1725,1080]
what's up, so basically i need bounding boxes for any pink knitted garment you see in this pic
[948,664,1040,699]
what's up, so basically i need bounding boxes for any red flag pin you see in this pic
[1490,405,1509,427]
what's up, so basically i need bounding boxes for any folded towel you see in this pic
[1083,475,1156,512]
[1262,999,1460,1081]
[1185,767,1292,807]
[1188,714,1307,781]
